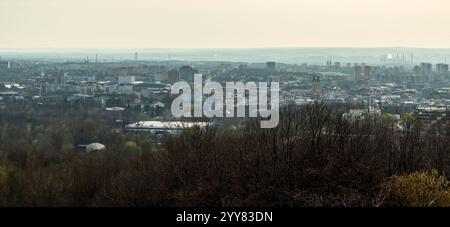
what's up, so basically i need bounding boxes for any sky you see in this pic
[1,0,450,49]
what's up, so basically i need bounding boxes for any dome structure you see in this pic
[86,143,106,152]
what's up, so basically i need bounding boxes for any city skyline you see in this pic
[1,0,450,49]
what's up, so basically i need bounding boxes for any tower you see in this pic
[266,62,276,71]
[312,75,322,97]
[363,65,372,78]
[436,63,449,77]
[413,66,421,76]
[326,59,333,69]
[353,65,363,80]
[420,63,432,76]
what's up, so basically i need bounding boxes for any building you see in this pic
[168,69,180,84]
[353,66,363,80]
[436,63,449,76]
[413,66,421,76]
[105,107,125,124]
[125,121,210,134]
[115,67,130,76]
[0,61,10,70]
[343,108,382,120]
[77,143,106,153]
[312,75,321,97]
[116,84,134,93]
[363,66,372,78]
[63,74,96,82]
[415,107,450,127]
[0,91,23,101]
[333,62,341,71]
[118,76,136,84]
[326,59,332,68]
[86,143,106,152]
[179,66,197,82]
[420,63,432,76]
[266,62,276,71]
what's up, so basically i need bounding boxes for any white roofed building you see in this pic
[125,121,210,134]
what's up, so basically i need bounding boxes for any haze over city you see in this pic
[1,0,450,49]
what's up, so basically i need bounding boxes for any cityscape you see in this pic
[2,0,450,217]
[2,50,450,132]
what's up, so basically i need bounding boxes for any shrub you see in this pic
[390,170,450,207]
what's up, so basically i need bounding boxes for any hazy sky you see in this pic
[1,0,450,49]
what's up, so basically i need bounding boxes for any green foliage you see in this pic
[401,113,415,125]
[378,113,396,126]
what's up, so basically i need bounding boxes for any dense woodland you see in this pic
[0,101,450,207]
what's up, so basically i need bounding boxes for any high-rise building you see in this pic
[115,67,129,76]
[266,62,276,71]
[0,61,10,69]
[436,63,449,76]
[420,63,432,76]
[413,66,421,76]
[179,66,197,82]
[353,66,363,80]
[363,66,372,78]
[312,75,321,97]
[334,62,341,71]
[168,69,180,84]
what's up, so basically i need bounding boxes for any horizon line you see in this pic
[2,46,450,51]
